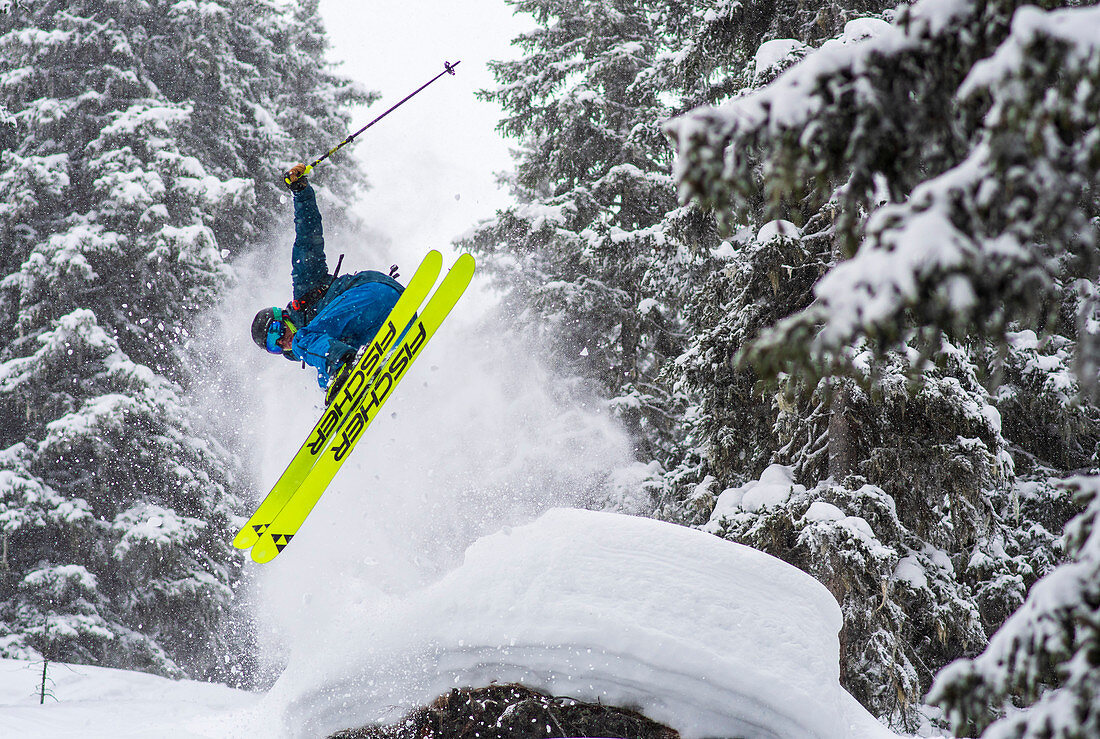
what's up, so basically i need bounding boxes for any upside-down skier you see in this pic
[251,164,404,401]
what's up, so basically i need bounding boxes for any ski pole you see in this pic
[283,60,460,189]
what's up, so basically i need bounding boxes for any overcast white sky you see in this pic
[316,0,532,257]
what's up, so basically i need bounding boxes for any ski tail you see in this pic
[232,250,444,550]
[249,253,476,563]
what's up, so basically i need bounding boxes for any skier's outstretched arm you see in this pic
[287,165,330,301]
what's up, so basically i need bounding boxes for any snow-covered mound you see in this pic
[0,657,256,738]
[266,508,897,738]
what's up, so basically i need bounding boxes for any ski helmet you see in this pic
[252,306,297,359]
[251,307,278,351]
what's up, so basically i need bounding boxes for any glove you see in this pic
[324,353,354,406]
[324,347,365,406]
[283,163,310,192]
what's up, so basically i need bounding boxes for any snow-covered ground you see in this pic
[0,657,257,738]
[265,508,897,739]
[3,509,899,739]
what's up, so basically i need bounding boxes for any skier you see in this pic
[251,164,403,400]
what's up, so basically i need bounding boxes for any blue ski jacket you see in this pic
[283,183,403,388]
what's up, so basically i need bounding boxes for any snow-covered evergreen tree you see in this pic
[668,0,1100,732]
[929,476,1100,738]
[474,0,997,727]
[0,0,365,682]
[462,0,716,466]
[670,0,1099,380]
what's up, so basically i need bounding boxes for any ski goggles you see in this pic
[264,308,295,354]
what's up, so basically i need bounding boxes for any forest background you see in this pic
[0,0,1098,737]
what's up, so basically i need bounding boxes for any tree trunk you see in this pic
[828,382,854,479]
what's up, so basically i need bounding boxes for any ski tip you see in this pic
[233,529,258,550]
[250,532,294,563]
[233,520,273,550]
[250,537,278,563]
[405,250,444,285]
[451,252,476,276]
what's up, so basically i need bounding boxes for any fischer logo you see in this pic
[306,320,398,454]
[330,320,428,462]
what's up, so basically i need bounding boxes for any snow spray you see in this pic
[214,229,635,676]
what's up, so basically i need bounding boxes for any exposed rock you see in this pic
[328,683,680,739]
